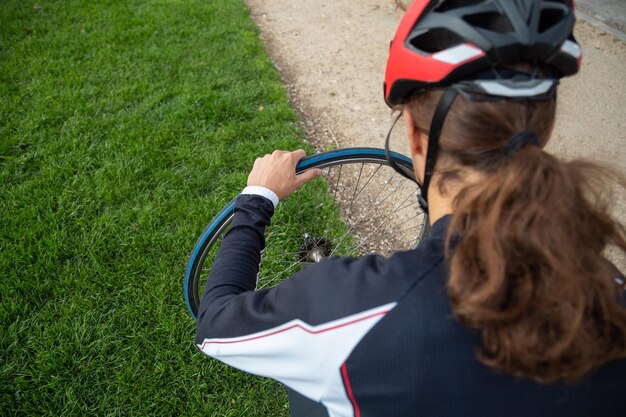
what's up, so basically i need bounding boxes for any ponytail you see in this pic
[406,90,626,383]
[447,148,626,383]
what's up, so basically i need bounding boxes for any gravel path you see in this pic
[247,0,626,268]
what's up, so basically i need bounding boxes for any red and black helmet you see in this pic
[383,0,582,212]
[384,0,581,106]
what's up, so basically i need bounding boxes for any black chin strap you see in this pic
[384,113,414,182]
[419,88,459,213]
[385,89,460,214]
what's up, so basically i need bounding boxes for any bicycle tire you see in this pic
[184,147,429,319]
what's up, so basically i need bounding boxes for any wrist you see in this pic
[241,186,279,209]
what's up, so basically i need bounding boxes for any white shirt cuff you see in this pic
[241,186,279,209]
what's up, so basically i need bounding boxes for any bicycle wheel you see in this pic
[185,147,429,319]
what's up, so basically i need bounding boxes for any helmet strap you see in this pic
[383,88,459,216]
[384,113,426,216]
[420,88,459,213]
[384,113,415,182]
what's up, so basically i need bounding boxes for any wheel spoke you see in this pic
[347,163,365,217]
[332,164,343,206]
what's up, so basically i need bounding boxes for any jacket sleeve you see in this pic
[194,194,412,402]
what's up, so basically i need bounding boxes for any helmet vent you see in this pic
[435,0,487,13]
[463,12,514,34]
[539,8,566,33]
[408,28,464,54]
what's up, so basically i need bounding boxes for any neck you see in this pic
[425,170,483,225]
[427,186,454,225]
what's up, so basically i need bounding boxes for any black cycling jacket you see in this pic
[195,194,626,417]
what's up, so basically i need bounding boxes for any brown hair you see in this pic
[405,90,626,383]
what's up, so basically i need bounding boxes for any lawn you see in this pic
[0,0,320,415]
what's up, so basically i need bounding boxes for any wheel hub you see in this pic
[299,234,332,263]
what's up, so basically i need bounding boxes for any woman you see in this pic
[195,1,626,416]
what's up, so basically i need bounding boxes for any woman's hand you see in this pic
[247,149,323,200]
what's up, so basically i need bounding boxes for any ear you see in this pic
[402,108,427,157]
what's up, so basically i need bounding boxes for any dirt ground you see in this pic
[246,0,626,269]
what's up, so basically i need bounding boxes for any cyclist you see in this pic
[196,1,626,416]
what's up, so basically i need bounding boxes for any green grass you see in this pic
[0,0,327,415]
